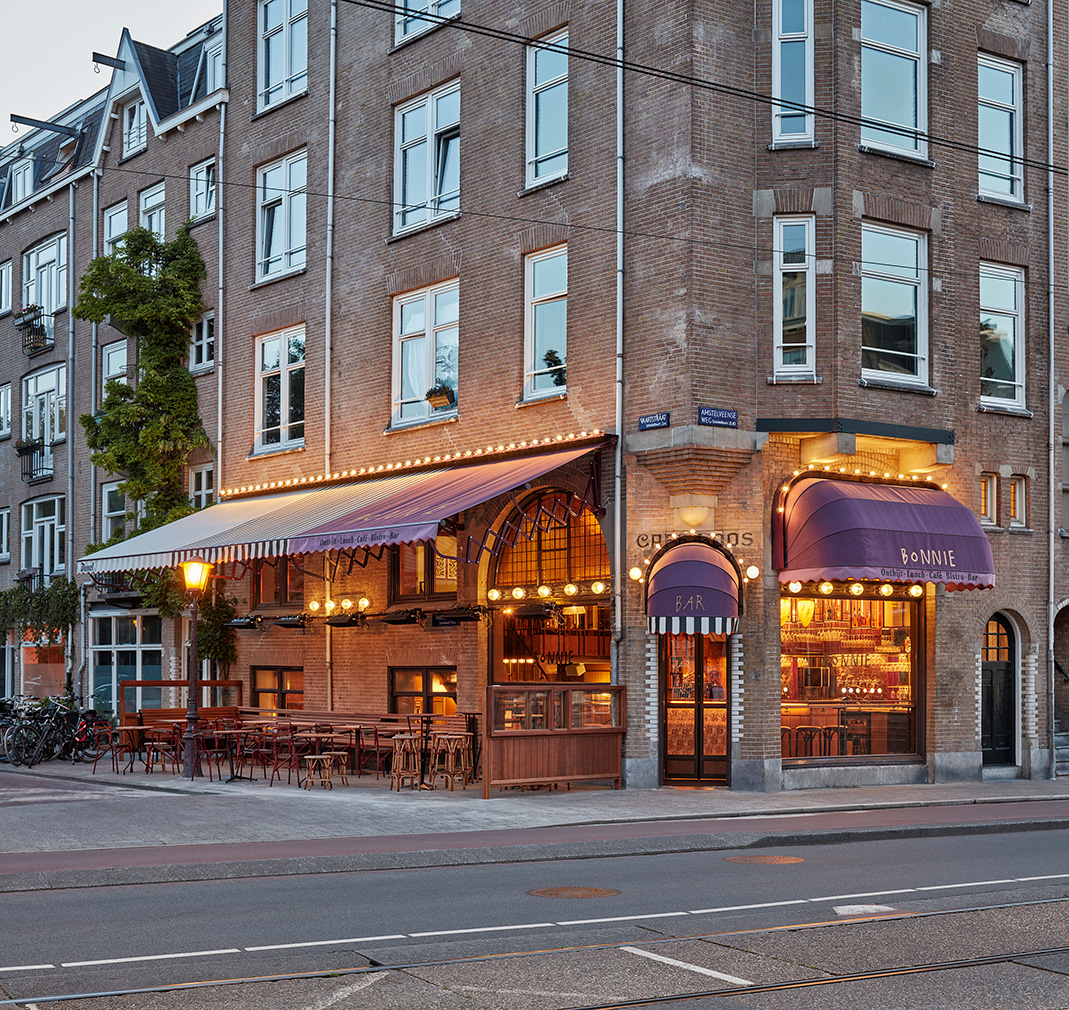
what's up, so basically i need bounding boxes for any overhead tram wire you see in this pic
[340,0,1068,180]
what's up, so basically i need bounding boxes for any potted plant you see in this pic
[14,437,42,456]
[425,382,456,409]
[13,304,43,331]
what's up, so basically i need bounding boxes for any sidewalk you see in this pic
[1,760,1067,891]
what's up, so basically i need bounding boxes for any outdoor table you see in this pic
[212,727,257,782]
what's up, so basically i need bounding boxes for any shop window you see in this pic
[252,667,304,710]
[498,604,611,683]
[252,556,304,608]
[780,587,919,760]
[91,614,163,717]
[392,534,458,602]
[390,667,457,715]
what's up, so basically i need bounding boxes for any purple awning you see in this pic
[773,477,995,590]
[645,541,740,635]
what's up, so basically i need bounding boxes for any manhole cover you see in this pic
[528,886,622,899]
[723,855,804,864]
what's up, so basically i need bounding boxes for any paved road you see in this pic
[1,829,1066,1007]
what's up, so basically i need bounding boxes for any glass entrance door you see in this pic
[662,633,729,783]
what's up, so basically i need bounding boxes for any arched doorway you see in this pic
[981,615,1016,765]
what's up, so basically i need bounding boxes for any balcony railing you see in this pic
[14,308,55,355]
[16,438,54,483]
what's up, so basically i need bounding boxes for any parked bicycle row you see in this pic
[0,696,110,768]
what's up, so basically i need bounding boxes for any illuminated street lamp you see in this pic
[180,557,213,779]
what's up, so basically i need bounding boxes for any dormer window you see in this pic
[123,100,147,157]
[9,160,32,205]
[205,42,224,92]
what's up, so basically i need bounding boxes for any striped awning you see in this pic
[645,539,741,636]
[77,444,601,575]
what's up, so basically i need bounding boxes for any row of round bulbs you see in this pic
[306,596,371,613]
[487,581,607,602]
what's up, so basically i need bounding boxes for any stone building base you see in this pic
[784,761,927,790]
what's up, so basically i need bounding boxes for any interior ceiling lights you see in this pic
[219,429,603,499]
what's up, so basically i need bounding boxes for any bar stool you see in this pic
[390,733,420,791]
[430,732,471,790]
[822,725,846,757]
[795,725,822,757]
[780,725,793,758]
[302,753,335,789]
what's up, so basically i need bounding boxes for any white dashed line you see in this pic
[556,912,691,926]
[621,946,754,986]
[62,948,240,967]
[246,935,405,951]
[689,900,809,914]
[915,879,1018,891]
[808,888,916,902]
[0,964,54,973]
[409,922,555,937]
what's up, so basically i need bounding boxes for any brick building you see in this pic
[2,0,1065,789]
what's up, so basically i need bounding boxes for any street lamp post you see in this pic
[180,557,214,779]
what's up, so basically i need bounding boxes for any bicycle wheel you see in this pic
[10,724,40,767]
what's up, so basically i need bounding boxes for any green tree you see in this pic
[75,224,210,535]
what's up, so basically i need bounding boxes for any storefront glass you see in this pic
[663,633,729,782]
[780,590,918,759]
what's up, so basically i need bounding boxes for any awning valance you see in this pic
[77,444,601,575]
[773,476,995,590]
[645,539,741,636]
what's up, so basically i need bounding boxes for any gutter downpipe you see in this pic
[67,182,77,697]
[611,0,624,687]
[216,4,228,498]
[79,168,102,704]
[324,0,339,709]
[1047,0,1057,779]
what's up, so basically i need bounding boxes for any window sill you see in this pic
[981,522,1003,533]
[768,139,818,151]
[858,375,937,396]
[117,148,147,166]
[518,173,569,198]
[0,557,9,565]
[768,373,821,384]
[188,213,217,230]
[384,412,458,435]
[977,193,1032,212]
[251,89,309,121]
[516,390,567,408]
[249,267,307,291]
[387,212,461,243]
[1008,525,1033,535]
[856,143,935,169]
[190,365,216,378]
[389,13,463,51]
[0,309,10,319]
[978,401,1033,418]
[247,443,305,461]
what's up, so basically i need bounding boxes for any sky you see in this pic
[2,1,223,135]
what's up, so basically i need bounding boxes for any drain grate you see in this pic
[723,855,804,864]
[527,886,622,898]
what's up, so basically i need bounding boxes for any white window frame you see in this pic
[393,82,461,234]
[978,55,1024,202]
[256,150,307,280]
[979,262,1025,408]
[190,159,217,220]
[773,216,815,374]
[102,342,128,382]
[191,311,215,371]
[9,159,32,205]
[21,497,65,581]
[1009,476,1026,528]
[189,464,214,510]
[205,41,224,92]
[980,473,998,524]
[860,223,927,386]
[523,245,568,400]
[860,0,927,158]
[258,0,308,111]
[102,482,131,540]
[22,235,67,340]
[526,31,568,187]
[254,326,305,452]
[0,509,9,561]
[0,383,9,438]
[139,182,165,240]
[103,202,127,254]
[123,99,147,156]
[772,0,814,142]
[22,365,67,457]
[391,279,459,426]
[395,0,461,44]
[0,259,10,314]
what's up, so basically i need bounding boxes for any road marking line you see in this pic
[1016,874,1069,882]
[301,971,385,1009]
[556,912,690,926]
[916,879,1018,891]
[410,922,555,937]
[621,946,754,986]
[62,948,240,967]
[833,904,898,916]
[809,889,916,902]
[456,986,596,998]
[246,935,405,951]
[0,965,53,973]
[688,900,808,914]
